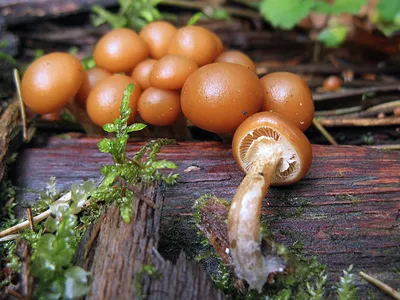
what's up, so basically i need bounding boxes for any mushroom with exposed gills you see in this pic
[228,111,313,292]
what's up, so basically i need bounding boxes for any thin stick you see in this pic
[0,234,20,242]
[317,117,400,127]
[312,118,338,145]
[315,106,361,117]
[26,208,34,231]
[366,144,400,150]
[117,177,157,209]
[13,68,28,141]
[0,192,72,238]
[161,0,260,19]
[360,271,400,300]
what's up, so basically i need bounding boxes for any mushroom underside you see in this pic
[238,126,300,183]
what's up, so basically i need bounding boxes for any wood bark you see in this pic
[0,0,116,25]
[74,182,224,300]
[0,100,20,184]
[13,138,400,298]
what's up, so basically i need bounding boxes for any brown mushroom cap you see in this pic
[181,62,263,134]
[138,87,181,126]
[21,52,84,114]
[139,21,177,59]
[260,72,314,132]
[167,26,218,66]
[131,59,157,90]
[86,74,141,127]
[215,50,256,72]
[150,55,198,90]
[76,67,111,108]
[232,111,312,185]
[93,28,149,73]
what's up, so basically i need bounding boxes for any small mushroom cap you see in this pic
[215,50,256,72]
[138,87,181,126]
[76,67,111,108]
[21,52,84,114]
[86,74,141,127]
[260,72,314,132]
[131,59,157,90]
[167,26,218,66]
[139,21,177,59]
[181,62,263,134]
[150,55,199,90]
[232,111,312,186]
[93,28,149,73]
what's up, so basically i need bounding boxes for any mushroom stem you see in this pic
[228,149,283,292]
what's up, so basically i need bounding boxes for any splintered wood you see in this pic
[14,138,400,298]
[73,182,224,300]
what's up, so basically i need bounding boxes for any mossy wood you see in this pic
[73,182,223,299]
[13,137,400,298]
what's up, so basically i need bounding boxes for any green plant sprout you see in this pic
[91,0,163,31]
[0,84,179,298]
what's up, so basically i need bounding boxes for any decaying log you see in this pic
[0,100,20,184]
[74,182,224,300]
[14,138,400,298]
[1,0,116,25]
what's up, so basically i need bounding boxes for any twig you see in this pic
[0,192,72,238]
[312,118,338,145]
[366,144,400,150]
[315,106,362,117]
[360,271,400,300]
[117,176,158,209]
[359,100,400,117]
[13,68,28,142]
[26,208,34,231]
[161,0,260,19]
[313,83,400,102]
[316,117,400,127]
[0,234,20,242]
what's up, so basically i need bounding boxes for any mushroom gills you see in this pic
[239,127,300,184]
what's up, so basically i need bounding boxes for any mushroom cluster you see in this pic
[21,22,264,129]
[20,20,316,293]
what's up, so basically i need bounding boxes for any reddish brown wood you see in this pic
[13,137,400,297]
[1,0,115,25]
[74,182,223,300]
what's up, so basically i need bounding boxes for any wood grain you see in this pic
[1,0,116,25]
[74,182,223,300]
[13,137,400,298]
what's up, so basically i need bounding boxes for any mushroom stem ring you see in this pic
[228,112,313,291]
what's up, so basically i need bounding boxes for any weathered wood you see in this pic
[1,0,116,25]
[13,138,400,298]
[74,182,224,300]
[0,100,20,184]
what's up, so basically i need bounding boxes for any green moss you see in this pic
[135,264,161,300]
[193,194,358,300]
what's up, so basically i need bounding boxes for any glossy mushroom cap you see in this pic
[150,55,199,90]
[167,26,218,66]
[260,72,314,132]
[232,111,312,185]
[139,21,177,59]
[181,62,264,134]
[215,50,256,72]
[86,74,141,127]
[93,28,149,73]
[76,67,111,108]
[21,52,84,114]
[131,59,157,90]
[138,87,181,126]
